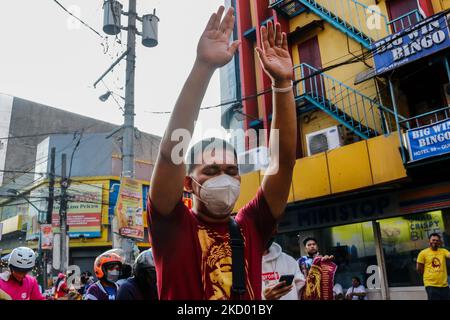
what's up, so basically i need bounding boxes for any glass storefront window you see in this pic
[378,209,450,287]
[277,208,450,291]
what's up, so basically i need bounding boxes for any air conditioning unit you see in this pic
[444,83,450,106]
[306,125,344,156]
[237,146,269,174]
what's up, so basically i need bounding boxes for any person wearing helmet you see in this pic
[85,251,123,300]
[116,249,158,300]
[0,247,44,300]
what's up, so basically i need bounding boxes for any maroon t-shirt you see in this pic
[147,188,276,300]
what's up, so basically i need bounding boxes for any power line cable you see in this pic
[145,10,450,116]
[53,0,105,39]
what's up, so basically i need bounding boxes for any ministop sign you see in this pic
[372,13,450,75]
[406,119,450,162]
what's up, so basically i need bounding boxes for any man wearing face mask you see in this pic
[148,6,297,300]
[85,252,123,300]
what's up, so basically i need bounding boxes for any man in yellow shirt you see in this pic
[417,233,450,300]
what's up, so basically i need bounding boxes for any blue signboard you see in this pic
[406,119,450,162]
[373,13,450,75]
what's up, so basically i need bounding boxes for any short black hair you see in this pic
[120,264,133,279]
[429,233,441,240]
[352,276,361,284]
[186,138,237,174]
[303,237,318,247]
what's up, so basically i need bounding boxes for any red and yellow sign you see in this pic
[52,183,102,238]
[41,224,53,250]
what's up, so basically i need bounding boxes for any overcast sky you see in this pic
[0,0,225,140]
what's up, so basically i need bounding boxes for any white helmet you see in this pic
[8,247,36,271]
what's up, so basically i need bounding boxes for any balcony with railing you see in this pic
[293,63,405,139]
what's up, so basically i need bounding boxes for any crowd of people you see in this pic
[1,232,448,300]
[0,234,449,301]
[0,247,158,301]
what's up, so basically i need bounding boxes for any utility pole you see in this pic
[47,148,56,224]
[120,0,137,264]
[59,154,69,273]
[122,0,136,180]
[98,0,159,264]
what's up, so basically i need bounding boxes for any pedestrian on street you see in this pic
[54,272,69,299]
[333,283,344,300]
[298,237,334,278]
[116,249,158,300]
[147,5,297,300]
[298,237,336,300]
[417,233,450,300]
[0,247,44,300]
[345,277,368,300]
[262,239,305,300]
[84,251,123,300]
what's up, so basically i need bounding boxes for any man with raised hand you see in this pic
[148,6,296,300]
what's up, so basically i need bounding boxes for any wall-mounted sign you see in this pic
[52,183,103,238]
[41,224,53,250]
[373,13,450,75]
[115,177,144,240]
[406,118,450,162]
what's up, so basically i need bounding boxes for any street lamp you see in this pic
[7,188,48,289]
[7,189,47,224]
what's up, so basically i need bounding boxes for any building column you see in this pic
[372,221,390,300]
[444,55,450,83]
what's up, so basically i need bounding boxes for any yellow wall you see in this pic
[234,171,261,212]
[290,20,386,135]
[327,140,373,193]
[435,0,450,11]
[367,133,407,184]
[1,215,22,235]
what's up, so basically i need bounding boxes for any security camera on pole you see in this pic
[100,0,159,264]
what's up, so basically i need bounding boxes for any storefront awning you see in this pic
[354,68,377,85]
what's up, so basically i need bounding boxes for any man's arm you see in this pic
[445,249,450,259]
[255,21,297,220]
[150,6,239,215]
[352,291,367,298]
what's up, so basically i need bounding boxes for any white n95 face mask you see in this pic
[192,174,241,216]
[106,270,120,283]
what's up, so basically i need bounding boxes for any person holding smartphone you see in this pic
[262,239,305,300]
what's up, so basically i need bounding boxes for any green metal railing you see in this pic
[387,9,422,33]
[270,0,422,48]
[294,63,406,139]
[399,105,450,129]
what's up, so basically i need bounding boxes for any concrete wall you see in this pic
[367,287,427,300]
[0,94,14,185]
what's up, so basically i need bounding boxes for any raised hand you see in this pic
[256,21,293,86]
[196,6,241,69]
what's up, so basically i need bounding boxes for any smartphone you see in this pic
[278,274,294,286]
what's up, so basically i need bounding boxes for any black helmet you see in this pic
[134,249,155,276]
